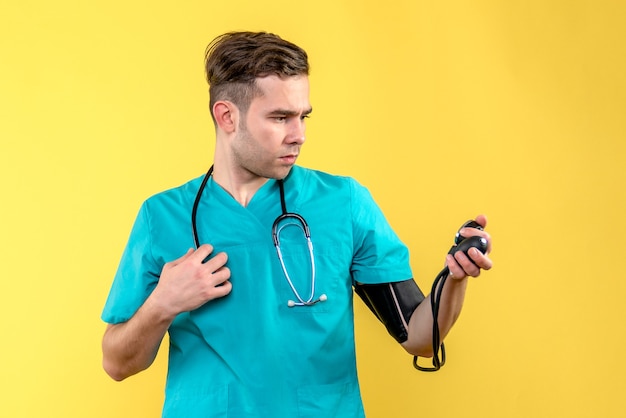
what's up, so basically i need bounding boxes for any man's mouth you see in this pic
[279,154,298,164]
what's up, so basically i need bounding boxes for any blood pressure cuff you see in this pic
[354,279,425,344]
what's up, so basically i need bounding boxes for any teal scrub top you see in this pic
[102,166,414,418]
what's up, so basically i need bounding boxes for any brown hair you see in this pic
[204,31,310,121]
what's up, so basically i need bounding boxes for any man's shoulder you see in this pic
[142,174,204,209]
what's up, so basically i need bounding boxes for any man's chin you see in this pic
[274,165,295,180]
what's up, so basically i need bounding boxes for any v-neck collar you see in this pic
[191,167,305,247]
[206,177,278,209]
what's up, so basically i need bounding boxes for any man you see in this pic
[101,31,492,417]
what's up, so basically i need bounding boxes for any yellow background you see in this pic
[1,0,624,417]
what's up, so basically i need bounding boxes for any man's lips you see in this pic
[279,154,298,164]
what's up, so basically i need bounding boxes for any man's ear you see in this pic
[213,101,239,134]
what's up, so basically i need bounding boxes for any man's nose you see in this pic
[287,119,306,144]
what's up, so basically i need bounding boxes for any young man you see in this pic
[101,31,492,417]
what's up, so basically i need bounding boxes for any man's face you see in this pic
[231,75,312,180]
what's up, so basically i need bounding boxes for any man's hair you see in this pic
[204,31,310,122]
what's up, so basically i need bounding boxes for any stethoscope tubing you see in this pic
[191,166,213,249]
[191,166,325,307]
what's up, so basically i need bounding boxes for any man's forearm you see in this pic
[101,296,175,381]
[402,276,469,357]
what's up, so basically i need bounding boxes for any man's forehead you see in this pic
[254,74,309,92]
[251,75,311,110]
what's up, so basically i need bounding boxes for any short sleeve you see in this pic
[349,179,413,285]
[101,201,162,324]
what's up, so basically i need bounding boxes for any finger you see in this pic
[446,254,467,280]
[458,226,490,239]
[209,265,231,284]
[169,248,195,267]
[202,251,229,273]
[453,251,481,278]
[190,244,215,263]
[213,280,233,298]
[468,247,493,271]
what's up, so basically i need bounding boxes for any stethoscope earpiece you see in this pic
[287,294,327,308]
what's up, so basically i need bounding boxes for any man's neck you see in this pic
[211,165,270,207]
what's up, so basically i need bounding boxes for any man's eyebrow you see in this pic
[268,107,313,117]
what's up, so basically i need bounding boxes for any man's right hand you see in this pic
[150,244,232,319]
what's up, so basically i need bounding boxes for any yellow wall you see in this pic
[1,0,624,416]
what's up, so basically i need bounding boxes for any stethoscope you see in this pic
[191,165,327,307]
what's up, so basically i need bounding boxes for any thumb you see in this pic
[475,214,488,229]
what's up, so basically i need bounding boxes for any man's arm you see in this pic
[102,245,232,381]
[102,298,176,381]
[401,215,492,357]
